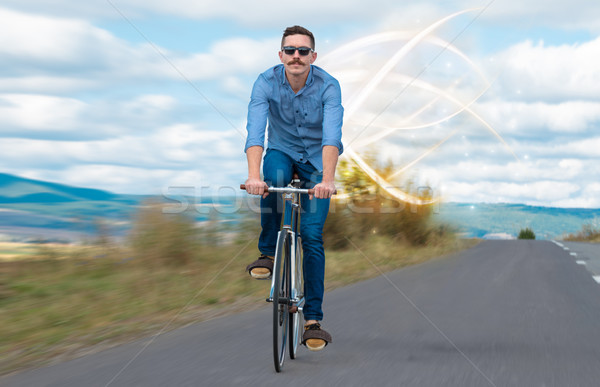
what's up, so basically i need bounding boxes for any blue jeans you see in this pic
[259,149,330,322]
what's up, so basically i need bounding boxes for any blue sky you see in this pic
[1,0,599,207]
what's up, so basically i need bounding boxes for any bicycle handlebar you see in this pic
[240,184,336,195]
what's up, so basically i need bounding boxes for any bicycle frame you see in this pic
[268,184,305,313]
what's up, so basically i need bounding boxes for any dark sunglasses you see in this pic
[281,46,314,56]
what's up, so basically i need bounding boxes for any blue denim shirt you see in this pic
[244,64,344,172]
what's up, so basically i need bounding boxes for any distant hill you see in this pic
[0,173,142,242]
[0,173,120,202]
[433,202,600,240]
[1,172,598,242]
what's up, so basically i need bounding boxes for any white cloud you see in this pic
[0,94,87,132]
[0,8,123,67]
[0,123,246,194]
[427,157,593,184]
[0,6,275,91]
[493,37,600,101]
[476,100,600,135]
[475,0,600,32]
[0,93,184,140]
[447,180,581,203]
[0,76,99,94]
[551,181,600,208]
[5,0,600,32]
[172,37,277,81]
[0,125,242,168]
[513,137,600,159]
[38,165,204,195]
[121,94,177,116]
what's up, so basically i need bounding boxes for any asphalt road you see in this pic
[4,240,600,387]
[554,240,600,281]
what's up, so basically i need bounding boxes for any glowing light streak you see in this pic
[342,9,479,120]
[387,130,458,180]
[386,74,519,162]
[321,32,489,86]
[347,94,442,136]
[319,9,516,206]
[353,77,494,149]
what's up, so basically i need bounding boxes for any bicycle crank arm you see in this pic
[265,297,291,305]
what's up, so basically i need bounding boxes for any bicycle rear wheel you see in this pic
[289,234,303,359]
[272,231,290,372]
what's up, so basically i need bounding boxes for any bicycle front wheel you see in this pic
[272,230,290,372]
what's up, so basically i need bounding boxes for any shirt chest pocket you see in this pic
[302,96,323,127]
[277,95,295,123]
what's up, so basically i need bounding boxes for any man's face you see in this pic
[279,34,317,78]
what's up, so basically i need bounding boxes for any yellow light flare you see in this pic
[343,147,440,205]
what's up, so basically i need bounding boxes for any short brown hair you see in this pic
[281,25,315,50]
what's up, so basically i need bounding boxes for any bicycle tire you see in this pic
[272,231,290,372]
[289,234,303,359]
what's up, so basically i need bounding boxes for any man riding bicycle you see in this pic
[244,25,343,351]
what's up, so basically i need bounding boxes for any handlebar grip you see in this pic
[305,189,338,195]
[306,189,338,195]
[240,184,336,195]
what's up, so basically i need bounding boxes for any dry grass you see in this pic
[1,202,478,376]
[0,242,74,261]
[563,223,600,243]
[0,240,265,375]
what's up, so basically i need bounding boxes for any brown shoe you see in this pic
[302,322,332,351]
[245,255,274,279]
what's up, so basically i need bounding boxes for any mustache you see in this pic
[287,59,305,65]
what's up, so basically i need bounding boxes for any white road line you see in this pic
[594,276,600,284]
[563,247,570,251]
[570,252,577,256]
[576,261,586,265]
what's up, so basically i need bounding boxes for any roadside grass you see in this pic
[563,223,600,242]
[0,243,54,261]
[0,239,266,375]
[1,234,475,376]
[1,193,478,376]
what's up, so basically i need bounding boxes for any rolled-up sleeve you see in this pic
[321,80,344,155]
[244,75,269,152]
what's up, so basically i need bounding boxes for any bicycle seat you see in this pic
[291,172,301,187]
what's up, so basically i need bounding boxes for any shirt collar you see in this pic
[279,64,314,88]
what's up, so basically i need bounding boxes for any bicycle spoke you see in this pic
[273,231,289,372]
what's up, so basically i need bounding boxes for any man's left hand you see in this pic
[311,181,336,200]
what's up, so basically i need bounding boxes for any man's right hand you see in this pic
[244,177,269,198]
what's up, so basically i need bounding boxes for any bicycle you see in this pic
[241,176,315,372]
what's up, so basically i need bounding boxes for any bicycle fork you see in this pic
[266,230,304,313]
